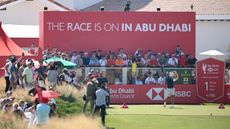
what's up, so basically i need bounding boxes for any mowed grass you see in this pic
[106,105,230,129]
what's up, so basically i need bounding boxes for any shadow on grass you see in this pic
[59,94,76,103]
[106,127,115,129]
[106,106,116,109]
[168,107,183,109]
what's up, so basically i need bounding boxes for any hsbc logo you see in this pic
[146,88,165,101]
[146,88,192,101]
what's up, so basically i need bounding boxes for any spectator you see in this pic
[19,100,27,112]
[35,97,50,125]
[76,54,83,67]
[178,53,187,67]
[4,59,12,93]
[187,55,197,67]
[148,54,158,67]
[96,49,103,60]
[115,55,125,67]
[97,72,108,88]
[82,52,90,66]
[60,68,72,84]
[157,72,165,85]
[70,51,78,64]
[23,61,34,90]
[175,45,181,56]
[139,55,147,67]
[83,77,97,114]
[13,102,26,119]
[145,72,156,84]
[107,54,115,67]
[37,60,46,88]
[0,96,15,109]
[145,49,152,59]
[29,43,36,55]
[117,48,127,59]
[167,54,178,67]
[94,86,109,126]
[18,61,26,88]
[10,58,18,90]
[89,54,99,66]
[135,76,143,85]
[157,54,168,66]
[134,48,142,60]
[47,62,58,87]
[99,56,107,67]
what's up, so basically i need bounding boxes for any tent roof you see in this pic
[0,22,31,56]
[200,49,225,56]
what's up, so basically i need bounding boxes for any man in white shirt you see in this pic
[94,86,109,126]
[158,72,166,85]
[145,72,156,84]
[167,54,178,67]
[99,56,107,67]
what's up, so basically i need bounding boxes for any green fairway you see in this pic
[106,105,230,129]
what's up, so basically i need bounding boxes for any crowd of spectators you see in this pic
[3,55,57,127]
[42,45,197,68]
[38,45,197,85]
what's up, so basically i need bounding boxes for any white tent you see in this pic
[200,49,225,56]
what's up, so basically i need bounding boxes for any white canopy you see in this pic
[200,49,225,56]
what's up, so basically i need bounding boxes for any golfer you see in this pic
[164,72,175,108]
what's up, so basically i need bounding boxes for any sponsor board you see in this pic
[197,58,225,102]
[109,85,197,104]
[40,12,195,55]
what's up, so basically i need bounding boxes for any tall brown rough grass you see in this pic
[0,111,27,129]
[55,83,85,101]
[0,77,32,101]
[0,77,103,129]
[0,77,6,95]
[35,114,102,129]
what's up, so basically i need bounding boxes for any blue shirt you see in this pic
[96,88,108,106]
[89,58,99,66]
[36,103,50,125]
[10,64,18,81]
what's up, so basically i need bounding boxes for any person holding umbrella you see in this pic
[33,85,59,126]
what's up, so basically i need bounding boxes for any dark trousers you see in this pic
[5,76,11,93]
[83,96,95,114]
[94,105,106,126]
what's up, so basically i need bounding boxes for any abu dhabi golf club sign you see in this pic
[197,58,225,102]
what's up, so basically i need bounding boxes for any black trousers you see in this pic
[5,76,11,93]
[94,105,106,126]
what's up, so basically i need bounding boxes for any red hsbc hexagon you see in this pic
[196,58,225,102]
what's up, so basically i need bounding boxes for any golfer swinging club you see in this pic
[164,72,175,108]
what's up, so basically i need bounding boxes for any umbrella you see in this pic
[33,90,60,99]
[44,57,77,69]
[200,50,224,56]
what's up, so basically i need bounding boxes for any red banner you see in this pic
[109,85,197,104]
[39,12,195,55]
[196,58,225,102]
